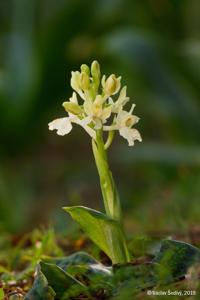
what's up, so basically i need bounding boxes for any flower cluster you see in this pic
[48,61,142,146]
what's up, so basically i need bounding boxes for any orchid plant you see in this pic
[49,61,142,264]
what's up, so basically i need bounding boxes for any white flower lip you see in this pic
[119,127,142,146]
[49,61,142,146]
[48,118,72,136]
[48,116,96,139]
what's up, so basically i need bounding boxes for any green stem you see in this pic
[92,130,130,263]
[92,130,122,221]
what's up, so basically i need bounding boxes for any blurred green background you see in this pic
[0,0,200,235]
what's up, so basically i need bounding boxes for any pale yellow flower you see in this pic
[103,74,121,96]
[84,95,112,129]
[103,105,141,146]
[49,60,142,146]
[115,105,139,128]
[70,71,86,100]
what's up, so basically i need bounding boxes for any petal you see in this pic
[62,101,83,116]
[119,127,142,146]
[84,99,93,117]
[71,72,86,100]
[116,110,139,128]
[113,76,121,95]
[116,110,129,125]
[94,118,102,130]
[112,86,130,113]
[94,95,105,106]
[70,92,78,104]
[101,75,106,89]
[102,106,112,123]
[71,71,80,91]
[129,103,136,114]
[132,115,140,125]
[108,97,114,106]
[119,86,127,100]
[72,116,96,140]
[77,90,86,101]
[48,118,72,136]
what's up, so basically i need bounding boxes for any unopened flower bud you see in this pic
[91,60,100,80]
[105,74,121,95]
[62,101,83,115]
[81,64,90,76]
[71,71,81,91]
[80,72,90,90]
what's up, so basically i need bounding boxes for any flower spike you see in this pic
[49,60,142,146]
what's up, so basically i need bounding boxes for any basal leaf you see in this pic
[40,262,85,299]
[44,251,99,269]
[153,239,200,281]
[112,239,200,297]
[63,206,130,264]
[25,268,55,300]
[25,239,200,299]
[44,252,113,293]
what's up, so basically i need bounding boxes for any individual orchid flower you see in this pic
[62,92,83,116]
[102,74,121,96]
[49,92,96,139]
[115,106,142,146]
[70,71,86,100]
[84,95,112,129]
[48,116,96,139]
[104,104,142,146]
[115,104,139,129]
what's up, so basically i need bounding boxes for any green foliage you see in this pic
[63,206,130,264]
[25,239,200,299]
[0,229,63,283]
[1,0,200,297]
[25,269,55,300]
[27,252,113,299]
[0,0,200,233]
[0,289,4,300]
[154,239,200,281]
[1,230,200,298]
[40,262,86,299]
